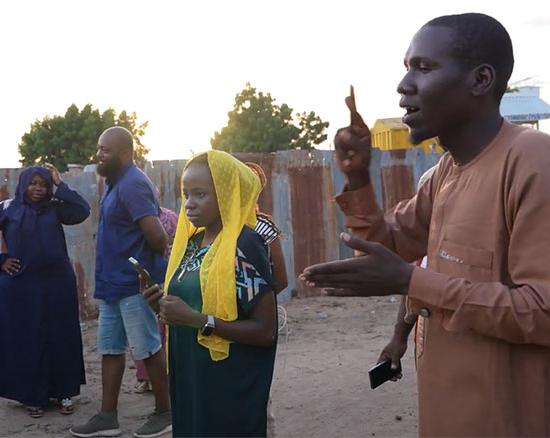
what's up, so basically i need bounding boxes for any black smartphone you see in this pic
[368,359,402,389]
[128,257,152,287]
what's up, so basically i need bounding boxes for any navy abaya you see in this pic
[0,167,90,407]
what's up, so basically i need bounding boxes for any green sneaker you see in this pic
[69,411,121,437]
[133,410,172,438]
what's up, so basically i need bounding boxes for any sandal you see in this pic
[59,398,74,415]
[26,406,44,418]
[134,380,151,394]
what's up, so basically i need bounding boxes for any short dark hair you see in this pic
[425,13,514,101]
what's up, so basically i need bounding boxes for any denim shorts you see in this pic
[97,293,161,360]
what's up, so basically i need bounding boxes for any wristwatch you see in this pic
[200,315,215,336]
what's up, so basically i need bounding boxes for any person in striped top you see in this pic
[246,162,288,295]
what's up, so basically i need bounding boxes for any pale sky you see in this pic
[2,0,550,168]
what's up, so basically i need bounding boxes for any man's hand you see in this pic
[346,85,369,133]
[159,295,205,328]
[334,86,372,190]
[323,288,360,297]
[377,334,409,381]
[44,163,61,186]
[142,283,164,313]
[300,233,414,296]
[1,257,21,275]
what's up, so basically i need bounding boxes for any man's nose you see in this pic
[397,71,416,95]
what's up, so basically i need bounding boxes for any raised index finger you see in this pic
[345,85,357,117]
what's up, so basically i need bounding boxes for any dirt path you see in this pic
[272,296,417,438]
[0,296,417,438]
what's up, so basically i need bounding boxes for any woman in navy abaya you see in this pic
[0,165,90,417]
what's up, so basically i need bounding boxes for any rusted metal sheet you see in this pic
[234,153,275,216]
[379,148,443,210]
[381,165,415,210]
[0,169,21,266]
[380,149,414,210]
[63,170,100,320]
[0,147,444,313]
[270,153,294,302]
[146,159,186,213]
[287,150,338,297]
[0,168,22,202]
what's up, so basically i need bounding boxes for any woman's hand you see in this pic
[159,295,205,328]
[142,283,164,313]
[1,257,21,275]
[44,163,62,186]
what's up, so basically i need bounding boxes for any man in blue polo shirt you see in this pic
[71,127,171,438]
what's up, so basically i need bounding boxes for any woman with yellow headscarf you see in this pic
[143,150,277,437]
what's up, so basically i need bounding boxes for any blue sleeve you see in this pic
[235,228,275,316]
[119,178,159,222]
[53,182,91,225]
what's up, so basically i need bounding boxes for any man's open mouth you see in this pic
[404,106,420,116]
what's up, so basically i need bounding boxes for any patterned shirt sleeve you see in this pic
[235,227,275,316]
[159,207,178,243]
[254,214,281,245]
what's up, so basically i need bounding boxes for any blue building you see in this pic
[500,86,550,129]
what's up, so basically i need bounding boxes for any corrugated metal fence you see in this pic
[0,148,442,319]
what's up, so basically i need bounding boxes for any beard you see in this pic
[97,157,123,178]
[408,126,433,146]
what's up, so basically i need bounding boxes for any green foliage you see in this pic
[19,104,149,171]
[211,83,329,153]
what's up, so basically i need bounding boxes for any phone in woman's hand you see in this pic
[128,257,152,288]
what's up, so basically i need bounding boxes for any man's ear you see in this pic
[120,147,134,162]
[471,64,496,97]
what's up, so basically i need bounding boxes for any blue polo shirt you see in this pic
[95,164,167,302]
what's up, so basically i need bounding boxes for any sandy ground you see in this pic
[0,296,417,438]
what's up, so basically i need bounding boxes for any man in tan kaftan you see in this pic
[301,13,550,437]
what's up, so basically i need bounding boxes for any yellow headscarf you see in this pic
[164,150,261,361]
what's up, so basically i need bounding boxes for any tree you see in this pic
[19,104,149,171]
[211,83,329,153]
